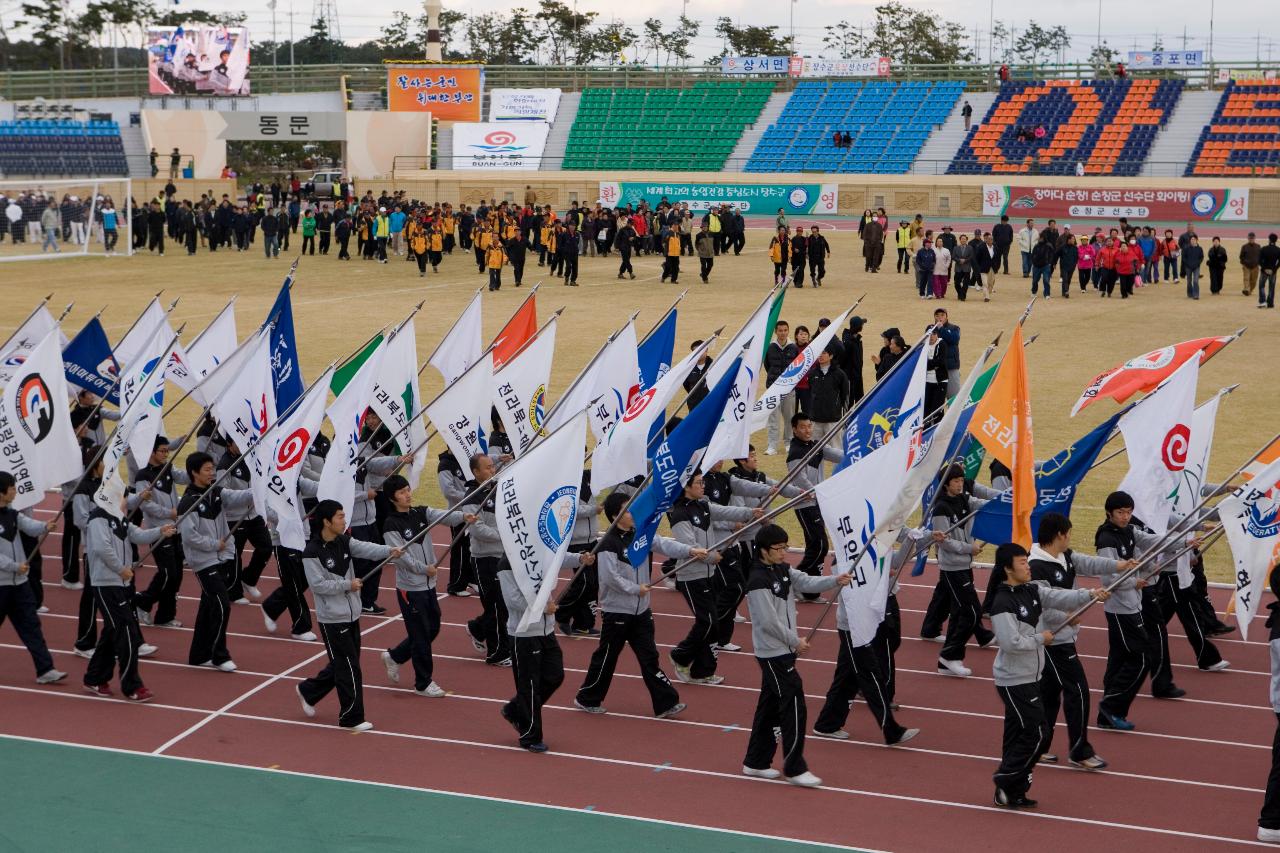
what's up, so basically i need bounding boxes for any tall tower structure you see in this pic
[425,0,443,61]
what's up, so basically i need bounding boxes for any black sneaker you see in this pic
[1153,686,1186,699]
[523,742,549,753]
[362,604,388,615]
[994,788,1037,808]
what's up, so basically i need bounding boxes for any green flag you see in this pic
[331,334,384,396]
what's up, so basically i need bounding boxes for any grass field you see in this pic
[5,224,1273,580]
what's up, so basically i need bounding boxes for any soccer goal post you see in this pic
[0,177,134,262]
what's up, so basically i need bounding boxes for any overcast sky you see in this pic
[11,0,1279,63]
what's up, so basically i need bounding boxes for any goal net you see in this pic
[0,178,133,262]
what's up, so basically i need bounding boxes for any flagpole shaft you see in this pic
[55,302,75,323]
[538,309,640,434]
[638,289,686,345]
[0,294,52,352]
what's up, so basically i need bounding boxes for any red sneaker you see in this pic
[83,683,113,698]
[125,686,155,703]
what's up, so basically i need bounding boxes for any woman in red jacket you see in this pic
[1098,238,1119,297]
[1157,229,1180,283]
[1114,238,1141,299]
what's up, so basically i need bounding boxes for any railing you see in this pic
[4,61,1280,102]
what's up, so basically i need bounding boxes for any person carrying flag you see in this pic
[932,464,996,677]
[786,414,843,598]
[464,453,512,666]
[134,436,188,629]
[0,471,65,686]
[216,440,273,604]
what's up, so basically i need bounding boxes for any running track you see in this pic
[0,499,1273,851]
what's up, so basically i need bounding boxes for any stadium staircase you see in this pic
[1142,90,1220,176]
[911,91,997,174]
[744,80,965,174]
[1185,82,1280,176]
[538,91,579,171]
[562,81,774,171]
[121,124,153,179]
[726,91,789,172]
[436,122,454,170]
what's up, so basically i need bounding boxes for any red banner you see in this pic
[983,184,1250,221]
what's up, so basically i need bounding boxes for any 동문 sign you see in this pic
[217,112,348,140]
[453,122,549,170]
[600,181,838,215]
[1128,50,1203,69]
[387,64,484,121]
[488,88,562,122]
[795,57,891,78]
[982,184,1250,221]
[720,56,792,75]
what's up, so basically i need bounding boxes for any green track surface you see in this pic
[0,737,867,852]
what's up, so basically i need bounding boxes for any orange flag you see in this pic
[969,324,1035,548]
[492,294,537,369]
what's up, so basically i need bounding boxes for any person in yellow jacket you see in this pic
[895,220,913,274]
[769,226,790,285]
[486,240,506,291]
[660,226,682,283]
[473,225,489,273]
[440,210,455,254]
[374,207,390,263]
[538,219,554,267]
[428,225,444,272]
[409,219,430,277]
[545,225,561,276]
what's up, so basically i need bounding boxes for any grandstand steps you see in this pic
[912,92,996,176]
[1142,90,1221,178]
[729,91,789,172]
[349,92,383,111]
[436,123,454,170]
[540,91,580,171]
[120,125,152,179]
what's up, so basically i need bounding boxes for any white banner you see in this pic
[0,305,67,364]
[750,308,850,433]
[184,301,238,405]
[425,353,492,466]
[210,330,277,518]
[1117,357,1198,535]
[1218,456,1280,641]
[267,367,332,551]
[453,122,550,170]
[319,340,384,523]
[492,318,556,456]
[796,57,891,78]
[545,321,639,443]
[488,88,561,123]
[429,292,482,386]
[720,56,791,75]
[371,321,427,488]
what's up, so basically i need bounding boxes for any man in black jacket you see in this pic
[763,322,798,454]
[806,348,849,445]
[807,225,831,286]
[840,316,866,401]
[992,216,1014,274]
[1258,233,1280,310]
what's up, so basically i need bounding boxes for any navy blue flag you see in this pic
[626,355,742,568]
[969,414,1120,543]
[264,276,303,412]
[835,346,925,474]
[62,317,120,403]
[637,308,677,393]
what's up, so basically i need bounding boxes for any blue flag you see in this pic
[626,355,742,568]
[969,414,1120,543]
[637,309,677,392]
[62,318,120,404]
[835,347,925,474]
[264,278,303,412]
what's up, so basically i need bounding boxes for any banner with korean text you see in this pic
[982,185,1249,221]
[387,64,484,121]
[599,181,838,215]
[488,88,561,122]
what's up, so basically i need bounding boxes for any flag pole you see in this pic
[638,288,686,344]
[0,293,53,353]
[420,285,485,375]
[162,305,283,418]
[536,309,641,443]
[80,296,182,440]
[55,301,75,324]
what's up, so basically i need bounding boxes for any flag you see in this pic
[62,317,120,404]
[1217,455,1280,640]
[704,286,784,395]
[492,294,537,369]
[332,334,383,396]
[626,355,743,569]
[971,415,1119,543]
[267,367,332,550]
[959,362,1001,479]
[95,332,175,516]
[372,320,427,487]
[495,410,589,633]
[817,433,913,646]
[492,317,556,456]
[210,330,278,518]
[637,308,677,394]
[1116,356,1198,534]
[425,351,492,465]
[184,300,238,404]
[0,330,84,511]
[836,346,927,473]
[319,339,385,522]
[1172,394,1222,587]
[700,352,756,472]
[750,308,850,433]
[429,291,482,385]
[113,298,167,367]
[264,278,304,412]
[545,320,640,442]
[591,339,714,490]
[969,325,1035,548]
[1071,335,1229,416]
[0,303,66,362]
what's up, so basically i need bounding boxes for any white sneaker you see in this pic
[138,643,158,658]
[155,619,183,629]
[232,597,251,606]
[262,609,278,633]
[415,682,447,698]
[713,642,742,652]
[1259,827,1280,843]
[742,765,781,780]
[136,608,154,626]
[764,446,777,456]
[812,728,849,740]
[692,675,724,685]
[786,771,823,787]
[733,613,746,623]
[891,728,921,746]
[73,647,94,659]
[296,684,316,718]
[37,605,49,614]
[669,653,692,683]
[348,721,374,732]
[61,580,84,590]
[380,650,401,684]
[291,631,317,642]
[925,634,945,643]
[937,658,972,678]
[36,669,67,684]
[1204,660,1230,672]
[244,585,262,600]
[217,660,238,672]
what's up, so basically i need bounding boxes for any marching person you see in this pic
[931,464,996,676]
[988,543,1107,808]
[786,413,843,598]
[134,436,188,629]
[463,453,512,666]
[1257,566,1280,843]
[262,475,319,642]
[217,441,273,603]
[83,492,177,702]
[0,471,65,685]
[351,413,408,615]
[741,524,850,787]
[556,472,600,637]
[1029,512,1133,769]
[438,449,474,597]
[296,500,402,731]
[574,491,705,717]
[807,225,831,286]
[377,475,471,698]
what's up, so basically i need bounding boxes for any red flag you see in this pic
[1070,336,1231,416]
[970,324,1034,548]
[492,294,537,369]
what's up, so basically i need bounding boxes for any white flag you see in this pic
[492,317,556,457]
[95,332,174,517]
[0,304,67,364]
[700,352,756,472]
[371,320,428,488]
[494,410,588,632]
[210,330,278,518]
[591,338,713,490]
[1217,456,1280,641]
[1173,393,1222,587]
[113,298,167,367]
[267,367,333,550]
[1117,357,1198,534]
[184,301,238,405]
[816,433,913,646]
[0,330,83,511]
[320,340,385,521]
[430,291,483,385]
[425,352,492,466]
[545,320,640,442]
[751,308,850,432]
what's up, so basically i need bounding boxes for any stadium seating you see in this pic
[1184,82,1280,176]
[948,79,1183,176]
[562,81,774,171]
[0,119,129,177]
[745,80,964,174]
